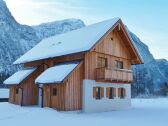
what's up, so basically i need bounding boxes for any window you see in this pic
[106,87,116,99]
[16,88,19,94]
[115,60,123,69]
[121,88,125,98]
[118,88,126,99]
[43,64,48,70]
[52,88,57,96]
[93,87,104,100]
[97,57,107,68]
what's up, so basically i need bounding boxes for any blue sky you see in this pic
[4,0,168,60]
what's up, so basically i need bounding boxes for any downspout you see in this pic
[42,88,43,108]
[39,86,43,108]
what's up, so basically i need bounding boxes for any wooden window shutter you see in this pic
[114,88,116,97]
[101,87,104,98]
[106,87,110,98]
[93,87,97,98]
[124,88,126,97]
[118,88,121,97]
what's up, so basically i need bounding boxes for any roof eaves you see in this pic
[119,20,144,64]
[36,61,82,85]
[89,18,121,52]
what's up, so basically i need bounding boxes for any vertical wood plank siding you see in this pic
[8,65,44,105]
[85,29,132,81]
[43,62,84,111]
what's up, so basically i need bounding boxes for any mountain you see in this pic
[156,59,168,78]
[0,0,38,81]
[33,19,85,39]
[0,0,85,84]
[129,32,168,96]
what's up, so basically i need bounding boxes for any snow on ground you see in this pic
[0,98,168,126]
[0,89,9,98]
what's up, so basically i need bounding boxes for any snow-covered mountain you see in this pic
[33,19,85,39]
[156,59,168,79]
[0,0,85,83]
[0,0,167,96]
[130,32,168,96]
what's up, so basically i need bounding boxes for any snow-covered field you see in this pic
[0,98,168,126]
[0,88,9,98]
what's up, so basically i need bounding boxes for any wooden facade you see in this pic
[9,65,44,105]
[42,62,84,111]
[96,67,133,83]
[7,20,142,111]
[84,27,133,81]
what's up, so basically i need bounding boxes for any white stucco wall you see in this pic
[82,80,131,113]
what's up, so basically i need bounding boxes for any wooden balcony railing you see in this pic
[96,67,133,83]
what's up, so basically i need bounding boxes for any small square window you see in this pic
[16,88,19,94]
[52,88,57,96]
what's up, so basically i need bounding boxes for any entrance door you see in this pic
[38,88,43,107]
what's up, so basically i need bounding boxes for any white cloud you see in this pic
[4,0,96,25]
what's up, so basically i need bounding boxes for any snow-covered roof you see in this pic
[4,68,36,85]
[14,18,120,64]
[35,63,79,84]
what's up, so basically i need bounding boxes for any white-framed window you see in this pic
[106,87,116,99]
[93,87,104,100]
[118,88,126,99]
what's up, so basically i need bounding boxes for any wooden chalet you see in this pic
[4,18,143,112]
